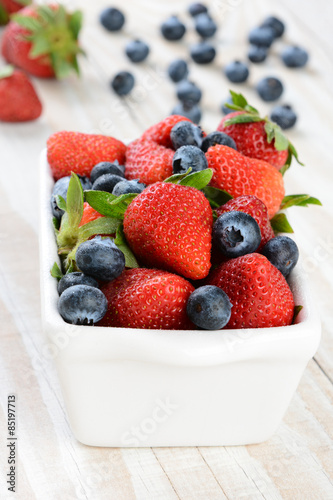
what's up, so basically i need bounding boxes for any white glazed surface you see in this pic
[40,150,321,447]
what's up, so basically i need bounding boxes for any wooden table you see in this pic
[1,0,333,498]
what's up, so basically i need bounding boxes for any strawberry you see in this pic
[79,202,104,227]
[215,195,274,251]
[0,0,31,15]
[47,131,127,181]
[141,115,191,148]
[125,139,174,185]
[206,144,285,218]
[206,253,295,328]
[0,65,42,122]
[98,268,195,330]
[1,4,83,79]
[123,181,213,280]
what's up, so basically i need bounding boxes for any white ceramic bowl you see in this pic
[39,150,321,447]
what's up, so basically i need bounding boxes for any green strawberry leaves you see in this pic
[114,226,139,268]
[0,65,15,79]
[202,186,233,208]
[271,194,322,234]
[165,167,213,190]
[84,190,137,218]
[50,261,63,280]
[270,213,294,234]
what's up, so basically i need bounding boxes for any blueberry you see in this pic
[58,284,108,325]
[188,3,208,17]
[51,175,92,220]
[111,71,135,96]
[176,80,202,105]
[171,102,202,124]
[172,145,208,174]
[161,16,186,41]
[168,59,189,83]
[190,41,216,64]
[92,173,124,193]
[213,211,261,258]
[247,45,268,63]
[224,61,249,83]
[195,14,217,38]
[201,131,237,152]
[221,96,234,115]
[90,160,125,185]
[170,121,204,149]
[256,77,283,102]
[186,285,232,330]
[248,27,274,48]
[281,46,309,68]
[76,236,125,281]
[270,105,297,130]
[100,7,125,32]
[261,16,285,39]
[262,236,299,277]
[125,39,150,63]
[57,272,99,296]
[112,179,146,196]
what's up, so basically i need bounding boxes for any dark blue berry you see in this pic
[125,39,150,63]
[195,14,217,38]
[213,211,261,258]
[170,121,204,149]
[92,173,124,193]
[221,96,234,115]
[90,160,125,185]
[58,284,108,325]
[247,45,268,63]
[262,236,299,277]
[111,71,135,96]
[248,27,274,48]
[201,131,237,152]
[186,285,232,330]
[100,7,125,32]
[190,41,216,64]
[281,46,309,68]
[168,59,189,83]
[171,102,202,124]
[161,16,186,41]
[112,179,146,196]
[57,272,99,296]
[188,3,208,17]
[51,175,91,220]
[256,77,283,101]
[270,105,297,130]
[172,145,208,174]
[176,80,202,105]
[261,16,285,39]
[224,61,249,83]
[76,236,125,282]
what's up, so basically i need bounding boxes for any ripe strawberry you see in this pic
[206,253,295,328]
[98,268,195,330]
[125,139,174,184]
[0,65,42,122]
[79,202,104,227]
[47,131,127,181]
[206,145,284,218]
[0,0,31,15]
[141,115,191,148]
[123,182,213,280]
[1,4,83,78]
[215,195,274,251]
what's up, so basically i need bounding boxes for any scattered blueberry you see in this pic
[186,285,232,330]
[176,80,202,105]
[100,7,125,32]
[172,145,208,174]
[195,13,217,38]
[247,45,268,63]
[188,2,208,17]
[262,236,299,277]
[125,39,150,63]
[92,173,124,193]
[224,61,249,83]
[221,96,234,115]
[281,46,309,68]
[171,102,202,124]
[161,16,186,41]
[168,59,189,83]
[57,272,99,296]
[213,211,261,258]
[111,71,135,96]
[90,160,125,185]
[261,15,285,39]
[58,284,108,325]
[51,175,91,220]
[112,179,146,196]
[201,131,237,152]
[256,76,283,101]
[190,41,216,64]
[76,236,125,281]
[170,121,204,149]
[270,105,297,130]
[248,27,274,48]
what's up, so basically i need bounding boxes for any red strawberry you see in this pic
[123,182,213,280]
[215,195,274,251]
[206,253,295,328]
[141,115,191,148]
[125,139,174,184]
[1,4,83,79]
[98,268,195,330]
[206,145,285,218]
[47,131,127,181]
[79,202,104,227]
[0,65,42,122]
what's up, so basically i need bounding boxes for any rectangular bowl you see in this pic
[39,150,321,447]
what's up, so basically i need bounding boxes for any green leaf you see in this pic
[69,10,83,40]
[273,127,289,151]
[164,168,192,183]
[36,5,55,24]
[0,4,9,25]
[114,226,139,268]
[293,305,303,323]
[108,193,138,218]
[55,195,67,211]
[51,53,75,80]
[178,169,213,190]
[201,186,233,208]
[280,194,322,210]
[66,173,84,229]
[229,90,248,108]
[29,34,51,58]
[270,213,294,234]
[84,190,117,216]
[224,114,263,126]
[50,261,63,280]
[12,13,42,32]
[78,217,122,242]
[288,141,304,166]
[52,216,60,232]
[0,65,14,79]
[264,121,275,144]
